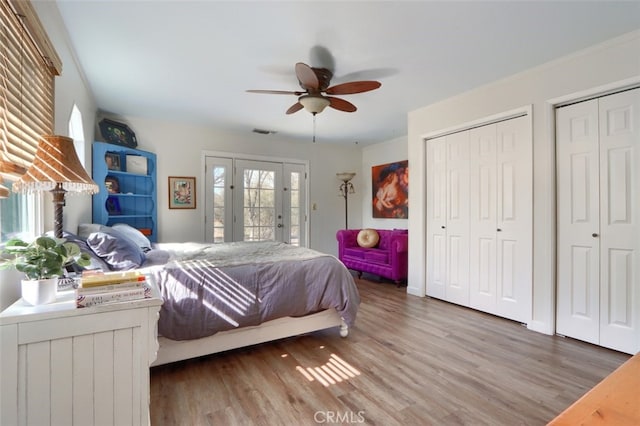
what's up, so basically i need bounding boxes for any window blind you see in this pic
[1,0,60,181]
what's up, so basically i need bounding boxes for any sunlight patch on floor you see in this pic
[295,352,361,387]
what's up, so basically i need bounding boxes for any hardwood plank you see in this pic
[150,277,630,425]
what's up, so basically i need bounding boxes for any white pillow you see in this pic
[112,223,152,252]
[357,229,379,248]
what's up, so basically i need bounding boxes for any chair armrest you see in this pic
[389,232,408,280]
[336,229,360,259]
[336,229,359,247]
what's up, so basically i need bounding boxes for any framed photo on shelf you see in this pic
[105,152,121,171]
[168,176,196,209]
[105,176,120,193]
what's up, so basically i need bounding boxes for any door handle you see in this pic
[497,228,502,232]
[277,224,283,228]
[441,225,446,229]
[592,233,598,238]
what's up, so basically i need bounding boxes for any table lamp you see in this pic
[12,135,99,237]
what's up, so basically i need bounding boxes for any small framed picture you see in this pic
[105,152,121,171]
[168,176,196,209]
[105,176,120,193]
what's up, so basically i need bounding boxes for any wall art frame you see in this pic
[168,176,196,209]
[372,160,409,219]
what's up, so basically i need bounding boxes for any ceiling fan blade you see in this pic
[325,81,381,95]
[327,97,357,113]
[286,102,304,115]
[295,62,319,91]
[246,89,304,95]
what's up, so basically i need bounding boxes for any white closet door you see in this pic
[557,88,639,354]
[598,88,639,354]
[445,131,470,305]
[495,116,532,322]
[469,124,498,313]
[469,116,531,322]
[426,136,448,299]
[556,99,600,344]
[428,114,531,322]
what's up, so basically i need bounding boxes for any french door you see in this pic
[204,156,307,246]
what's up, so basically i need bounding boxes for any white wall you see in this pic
[407,30,640,335]
[361,136,408,230]
[95,114,363,256]
[33,1,97,233]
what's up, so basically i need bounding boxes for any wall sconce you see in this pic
[337,172,355,229]
[12,135,99,237]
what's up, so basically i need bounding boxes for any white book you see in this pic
[76,284,151,308]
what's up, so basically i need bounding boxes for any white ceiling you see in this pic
[54,1,640,146]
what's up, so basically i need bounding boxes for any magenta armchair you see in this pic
[336,229,408,285]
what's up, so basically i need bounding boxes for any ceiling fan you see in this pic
[247,62,382,115]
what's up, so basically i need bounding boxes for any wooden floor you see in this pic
[150,277,630,426]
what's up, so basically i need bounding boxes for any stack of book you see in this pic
[75,270,152,308]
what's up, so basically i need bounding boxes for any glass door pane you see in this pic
[235,160,283,242]
[283,163,306,246]
[204,156,233,243]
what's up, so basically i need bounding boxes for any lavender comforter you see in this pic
[142,241,360,341]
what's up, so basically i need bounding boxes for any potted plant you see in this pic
[0,236,91,305]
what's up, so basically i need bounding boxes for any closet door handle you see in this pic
[592,233,599,238]
[441,225,446,229]
[497,228,502,232]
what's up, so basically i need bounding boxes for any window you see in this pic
[0,180,41,241]
[68,104,86,167]
[0,0,61,241]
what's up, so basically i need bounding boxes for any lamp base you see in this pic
[51,183,67,239]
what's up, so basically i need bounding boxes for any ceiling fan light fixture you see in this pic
[299,95,330,114]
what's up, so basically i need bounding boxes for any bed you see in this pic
[73,224,361,366]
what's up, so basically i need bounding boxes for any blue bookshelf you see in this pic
[92,142,157,242]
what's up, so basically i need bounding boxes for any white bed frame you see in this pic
[152,308,348,366]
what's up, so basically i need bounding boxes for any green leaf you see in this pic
[35,236,57,250]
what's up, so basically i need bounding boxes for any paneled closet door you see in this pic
[495,116,532,322]
[444,131,470,306]
[469,116,532,323]
[598,89,639,354]
[426,136,448,299]
[557,88,639,354]
[469,124,497,313]
[556,99,600,344]
[425,133,469,303]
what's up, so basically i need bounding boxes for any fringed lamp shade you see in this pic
[13,135,98,237]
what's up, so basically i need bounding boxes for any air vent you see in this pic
[252,128,277,135]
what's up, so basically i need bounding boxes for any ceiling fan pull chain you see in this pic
[313,113,317,143]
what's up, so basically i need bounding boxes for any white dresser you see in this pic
[0,287,162,426]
